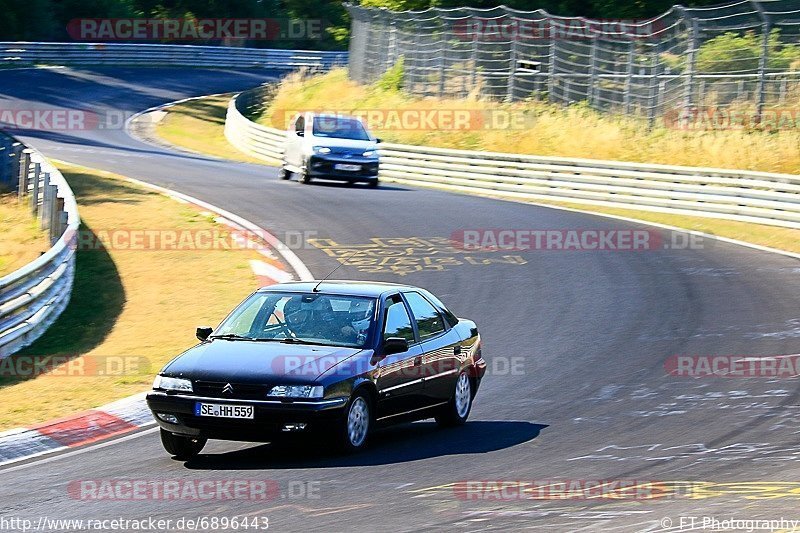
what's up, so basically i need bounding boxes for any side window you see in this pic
[383,296,415,343]
[294,116,305,134]
[404,292,446,340]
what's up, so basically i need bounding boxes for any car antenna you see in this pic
[312,249,360,292]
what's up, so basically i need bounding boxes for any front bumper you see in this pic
[146,392,348,441]
[307,155,379,181]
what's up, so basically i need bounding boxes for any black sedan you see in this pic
[147,281,486,459]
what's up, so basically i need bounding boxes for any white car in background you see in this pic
[281,112,380,187]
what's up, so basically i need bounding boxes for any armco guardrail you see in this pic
[0,42,347,69]
[225,88,800,229]
[0,134,80,358]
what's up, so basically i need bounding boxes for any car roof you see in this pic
[257,280,420,298]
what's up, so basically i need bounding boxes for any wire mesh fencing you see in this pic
[346,1,800,126]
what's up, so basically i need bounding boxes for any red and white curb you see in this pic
[0,173,313,467]
[0,393,152,466]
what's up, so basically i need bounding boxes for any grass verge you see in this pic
[152,93,271,165]
[0,163,260,430]
[0,194,50,276]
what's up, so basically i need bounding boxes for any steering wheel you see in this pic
[269,310,297,338]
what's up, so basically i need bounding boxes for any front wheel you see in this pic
[299,162,312,184]
[279,167,291,180]
[435,371,472,427]
[160,429,207,460]
[334,391,371,453]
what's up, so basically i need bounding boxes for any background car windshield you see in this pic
[214,292,376,348]
[312,116,370,141]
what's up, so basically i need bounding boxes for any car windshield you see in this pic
[312,116,371,141]
[213,291,377,348]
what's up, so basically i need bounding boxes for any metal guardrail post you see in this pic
[17,150,30,202]
[30,162,41,215]
[39,171,51,229]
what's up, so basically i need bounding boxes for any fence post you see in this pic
[506,28,517,102]
[588,34,598,108]
[682,15,699,113]
[752,1,771,123]
[547,19,557,102]
[470,31,478,93]
[438,24,447,97]
[624,39,635,114]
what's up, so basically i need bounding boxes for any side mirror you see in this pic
[383,337,408,356]
[375,137,382,143]
[296,131,304,137]
[196,326,213,342]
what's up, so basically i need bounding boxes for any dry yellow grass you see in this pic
[155,94,270,165]
[262,69,800,175]
[0,194,50,276]
[0,163,262,429]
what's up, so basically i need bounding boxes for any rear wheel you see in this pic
[367,178,379,188]
[435,371,472,427]
[160,429,206,460]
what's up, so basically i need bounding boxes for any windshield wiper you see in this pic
[279,338,326,346]
[210,333,255,341]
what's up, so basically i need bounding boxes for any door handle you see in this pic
[413,356,423,366]
[453,346,462,355]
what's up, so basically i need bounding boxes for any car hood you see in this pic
[162,340,363,383]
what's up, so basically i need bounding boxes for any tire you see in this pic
[279,167,291,180]
[334,390,371,453]
[435,371,472,427]
[300,162,312,184]
[160,429,207,460]
[367,179,379,188]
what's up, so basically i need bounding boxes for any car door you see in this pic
[374,293,426,419]
[402,291,463,403]
[284,114,305,168]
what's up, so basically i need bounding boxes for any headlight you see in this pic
[313,146,331,154]
[267,385,324,399]
[362,150,376,157]
[152,375,193,392]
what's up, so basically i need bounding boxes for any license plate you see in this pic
[194,402,254,419]
[334,163,361,171]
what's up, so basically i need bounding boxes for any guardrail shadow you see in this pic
[183,420,547,470]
